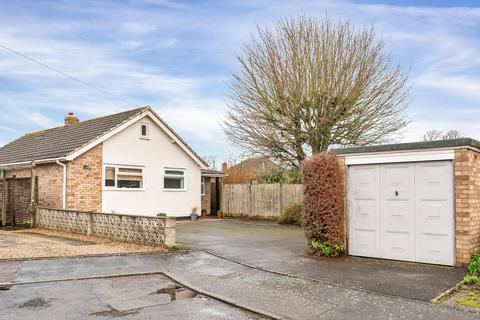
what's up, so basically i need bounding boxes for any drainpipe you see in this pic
[56,159,67,210]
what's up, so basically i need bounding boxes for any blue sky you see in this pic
[1,0,480,166]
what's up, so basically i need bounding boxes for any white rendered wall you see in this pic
[102,116,202,217]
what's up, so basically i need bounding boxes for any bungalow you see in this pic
[0,106,224,225]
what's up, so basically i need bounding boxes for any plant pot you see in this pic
[190,214,199,221]
[217,213,223,219]
[201,209,208,217]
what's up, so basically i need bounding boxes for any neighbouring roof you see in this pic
[229,156,279,173]
[0,106,208,167]
[201,168,225,177]
[331,138,480,155]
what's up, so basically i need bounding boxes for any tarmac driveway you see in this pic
[177,219,466,302]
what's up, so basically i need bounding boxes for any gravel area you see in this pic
[0,228,168,260]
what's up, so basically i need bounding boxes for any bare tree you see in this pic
[224,15,410,168]
[423,130,444,141]
[423,129,463,141]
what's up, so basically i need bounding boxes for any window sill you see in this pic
[103,188,145,192]
[163,188,187,192]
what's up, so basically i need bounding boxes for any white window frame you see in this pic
[201,177,205,196]
[140,122,149,139]
[163,168,186,191]
[103,164,145,191]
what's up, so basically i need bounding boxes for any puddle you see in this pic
[150,283,197,301]
[18,298,49,308]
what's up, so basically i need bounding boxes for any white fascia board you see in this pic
[65,110,208,168]
[0,157,66,169]
[343,149,455,165]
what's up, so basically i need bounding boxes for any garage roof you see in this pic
[332,138,480,155]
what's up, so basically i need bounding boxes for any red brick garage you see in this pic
[333,138,480,266]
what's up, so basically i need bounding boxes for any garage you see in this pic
[348,161,454,266]
[333,138,480,266]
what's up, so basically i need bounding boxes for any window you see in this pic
[164,169,185,190]
[140,123,149,138]
[104,165,143,189]
[201,177,205,195]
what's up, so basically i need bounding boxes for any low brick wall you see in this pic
[37,207,176,246]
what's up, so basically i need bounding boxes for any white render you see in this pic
[102,115,203,217]
[348,161,454,266]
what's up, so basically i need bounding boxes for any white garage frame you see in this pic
[343,149,456,266]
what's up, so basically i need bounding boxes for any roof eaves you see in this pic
[148,107,209,167]
[64,106,150,160]
[331,138,480,155]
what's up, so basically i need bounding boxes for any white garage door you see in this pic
[348,161,454,266]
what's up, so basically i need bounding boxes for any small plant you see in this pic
[27,201,38,216]
[468,251,480,275]
[464,275,480,285]
[311,239,345,257]
[277,203,302,226]
[191,207,199,215]
[217,210,223,219]
[157,212,167,217]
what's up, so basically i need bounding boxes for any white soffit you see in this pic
[344,149,455,165]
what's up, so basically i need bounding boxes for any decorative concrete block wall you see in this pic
[37,207,176,246]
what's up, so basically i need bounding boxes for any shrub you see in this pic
[302,152,344,256]
[464,275,480,285]
[157,212,167,217]
[278,204,302,226]
[311,240,345,257]
[467,250,480,275]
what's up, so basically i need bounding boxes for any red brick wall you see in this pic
[201,177,212,215]
[66,144,103,212]
[454,148,480,265]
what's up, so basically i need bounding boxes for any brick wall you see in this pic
[7,164,63,209]
[454,148,480,264]
[201,177,211,215]
[66,144,103,212]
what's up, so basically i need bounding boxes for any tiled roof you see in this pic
[0,107,148,165]
[201,168,225,176]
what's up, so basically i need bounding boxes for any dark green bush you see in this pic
[467,251,480,275]
[277,204,302,226]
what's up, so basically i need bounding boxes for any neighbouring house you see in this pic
[0,106,224,225]
[223,156,279,184]
[333,138,480,266]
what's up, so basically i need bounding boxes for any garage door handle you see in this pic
[395,191,399,196]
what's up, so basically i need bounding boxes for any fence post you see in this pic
[278,182,283,216]
[248,182,253,218]
[87,212,93,236]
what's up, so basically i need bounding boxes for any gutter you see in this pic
[56,159,67,210]
[0,157,65,170]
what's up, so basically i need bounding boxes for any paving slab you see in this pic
[177,219,466,301]
[0,273,258,320]
[7,252,478,320]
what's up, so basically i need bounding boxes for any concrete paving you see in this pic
[4,251,478,320]
[0,273,259,320]
[177,219,466,301]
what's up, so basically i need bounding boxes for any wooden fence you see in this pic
[221,183,303,219]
